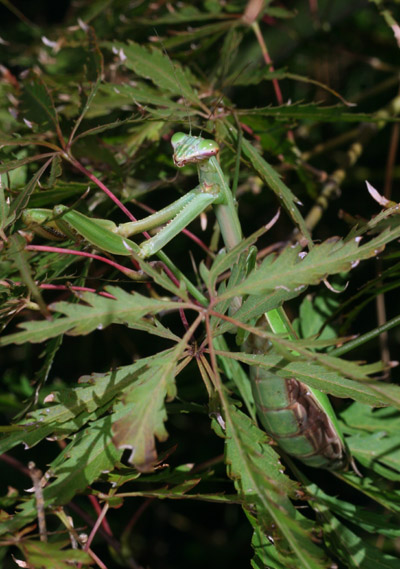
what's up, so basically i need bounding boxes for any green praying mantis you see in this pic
[21,131,350,471]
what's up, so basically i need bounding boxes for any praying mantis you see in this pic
[21,132,349,471]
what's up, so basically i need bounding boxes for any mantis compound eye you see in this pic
[170,132,186,147]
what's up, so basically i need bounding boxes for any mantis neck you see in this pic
[198,156,242,251]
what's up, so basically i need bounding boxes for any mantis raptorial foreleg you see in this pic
[22,133,242,259]
[22,132,349,470]
[23,191,217,259]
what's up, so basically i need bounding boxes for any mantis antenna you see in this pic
[154,29,193,135]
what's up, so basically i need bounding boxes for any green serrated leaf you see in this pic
[106,41,203,107]
[0,152,57,175]
[316,496,400,569]
[307,483,400,538]
[17,540,92,569]
[208,224,269,292]
[0,415,121,536]
[47,154,62,188]
[221,346,400,408]
[341,471,400,514]
[26,183,88,207]
[219,227,400,303]
[158,20,233,50]
[0,352,175,455]
[296,292,340,340]
[112,350,178,472]
[346,431,400,479]
[219,122,312,243]
[8,157,54,219]
[341,402,400,435]
[86,26,103,83]
[21,76,61,132]
[0,287,186,346]
[0,177,12,236]
[247,507,289,569]
[241,102,385,122]
[7,234,49,317]
[222,405,328,568]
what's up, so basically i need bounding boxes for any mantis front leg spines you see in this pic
[21,131,349,471]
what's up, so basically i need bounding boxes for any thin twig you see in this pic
[28,461,47,542]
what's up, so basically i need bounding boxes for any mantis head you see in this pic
[21,208,67,240]
[171,132,219,168]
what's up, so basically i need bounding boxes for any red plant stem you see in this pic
[0,458,117,569]
[26,244,190,329]
[36,284,117,299]
[252,21,295,144]
[68,158,138,223]
[252,21,283,106]
[88,494,113,537]
[179,307,190,332]
[68,501,143,569]
[0,453,31,477]
[239,122,261,142]
[26,245,139,277]
[85,548,109,569]
[27,242,191,329]
[84,501,110,555]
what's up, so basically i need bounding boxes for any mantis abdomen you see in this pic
[247,329,348,471]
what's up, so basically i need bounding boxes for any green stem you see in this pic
[331,313,400,357]
[156,250,207,306]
